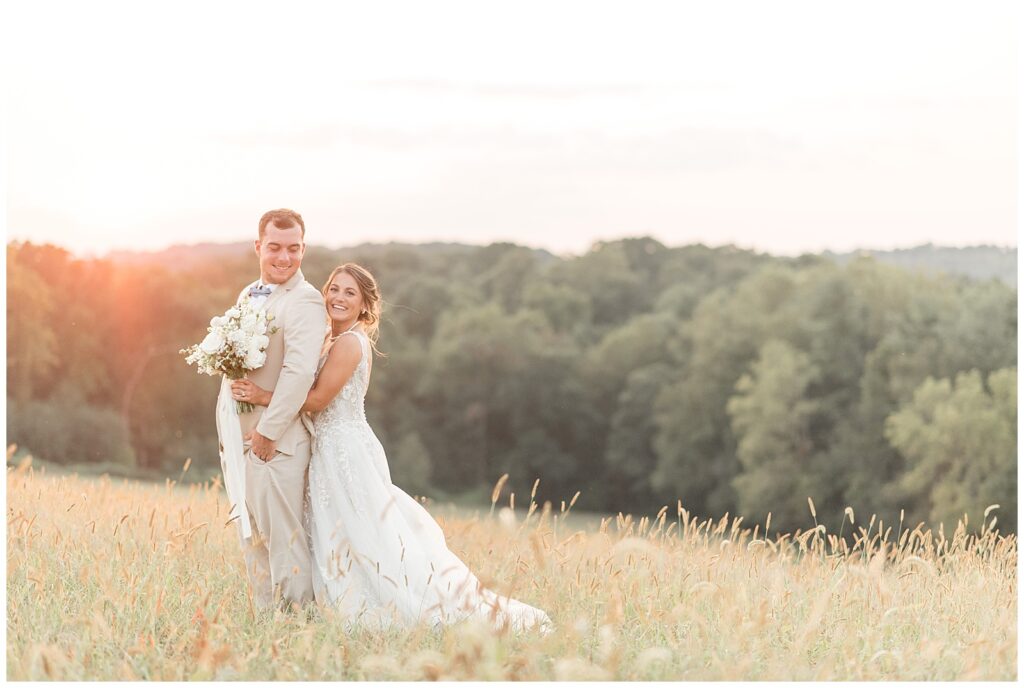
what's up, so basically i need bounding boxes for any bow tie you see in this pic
[249,285,273,297]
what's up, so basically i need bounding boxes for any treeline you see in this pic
[825,244,1017,287]
[6,238,1017,533]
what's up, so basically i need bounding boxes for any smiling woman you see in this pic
[322,264,383,344]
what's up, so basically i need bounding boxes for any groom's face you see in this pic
[255,223,305,284]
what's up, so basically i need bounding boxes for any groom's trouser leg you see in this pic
[243,440,315,610]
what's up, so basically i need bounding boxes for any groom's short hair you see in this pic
[258,209,305,239]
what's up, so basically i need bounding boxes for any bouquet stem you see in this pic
[228,373,254,414]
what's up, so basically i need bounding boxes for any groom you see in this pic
[215,208,326,610]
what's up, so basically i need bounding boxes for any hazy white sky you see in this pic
[5,0,1018,257]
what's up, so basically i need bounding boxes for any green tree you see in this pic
[475,246,539,313]
[727,340,823,532]
[385,274,455,342]
[390,431,434,497]
[652,265,800,516]
[548,241,646,335]
[521,281,592,339]
[654,244,771,318]
[418,304,581,498]
[6,248,58,403]
[579,313,679,510]
[934,280,1017,379]
[885,368,1017,533]
[582,312,679,416]
[604,362,673,510]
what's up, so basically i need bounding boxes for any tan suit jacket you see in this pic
[230,269,326,453]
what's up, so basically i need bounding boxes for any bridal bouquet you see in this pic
[180,300,277,413]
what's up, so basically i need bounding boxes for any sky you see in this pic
[4,0,1018,258]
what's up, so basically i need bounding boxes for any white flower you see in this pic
[199,331,225,354]
[184,300,275,380]
[243,333,270,369]
[244,348,266,369]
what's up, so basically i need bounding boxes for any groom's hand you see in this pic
[248,430,277,462]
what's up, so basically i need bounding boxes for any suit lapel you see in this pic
[262,269,305,314]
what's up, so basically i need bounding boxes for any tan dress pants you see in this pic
[240,438,314,610]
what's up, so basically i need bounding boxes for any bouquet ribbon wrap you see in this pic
[217,376,252,540]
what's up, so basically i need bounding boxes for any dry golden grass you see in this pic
[6,458,1017,680]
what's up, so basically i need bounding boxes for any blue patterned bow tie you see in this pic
[249,284,272,297]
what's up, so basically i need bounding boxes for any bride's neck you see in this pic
[331,320,362,338]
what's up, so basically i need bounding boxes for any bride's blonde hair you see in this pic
[321,263,383,348]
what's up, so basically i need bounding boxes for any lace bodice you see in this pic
[313,329,370,431]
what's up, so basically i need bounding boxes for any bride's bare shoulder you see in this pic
[325,332,362,362]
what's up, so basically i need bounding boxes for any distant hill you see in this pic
[822,244,1016,287]
[106,242,252,269]
[104,240,558,269]
[104,240,1016,286]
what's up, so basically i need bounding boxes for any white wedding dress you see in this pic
[305,329,552,633]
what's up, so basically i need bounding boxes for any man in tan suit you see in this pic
[215,208,326,610]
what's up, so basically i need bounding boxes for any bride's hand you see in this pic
[231,379,271,406]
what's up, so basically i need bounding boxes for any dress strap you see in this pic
[331,328,369,362]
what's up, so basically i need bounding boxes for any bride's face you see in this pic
[326,272,365,328]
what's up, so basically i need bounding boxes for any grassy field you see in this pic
[6,457,1017,680]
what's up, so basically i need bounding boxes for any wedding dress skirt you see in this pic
[306,330,551,633]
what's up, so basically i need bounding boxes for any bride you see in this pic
[231,263,552,633]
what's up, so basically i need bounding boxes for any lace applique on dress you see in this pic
[314,331,370,428]
[310,330,371,520]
